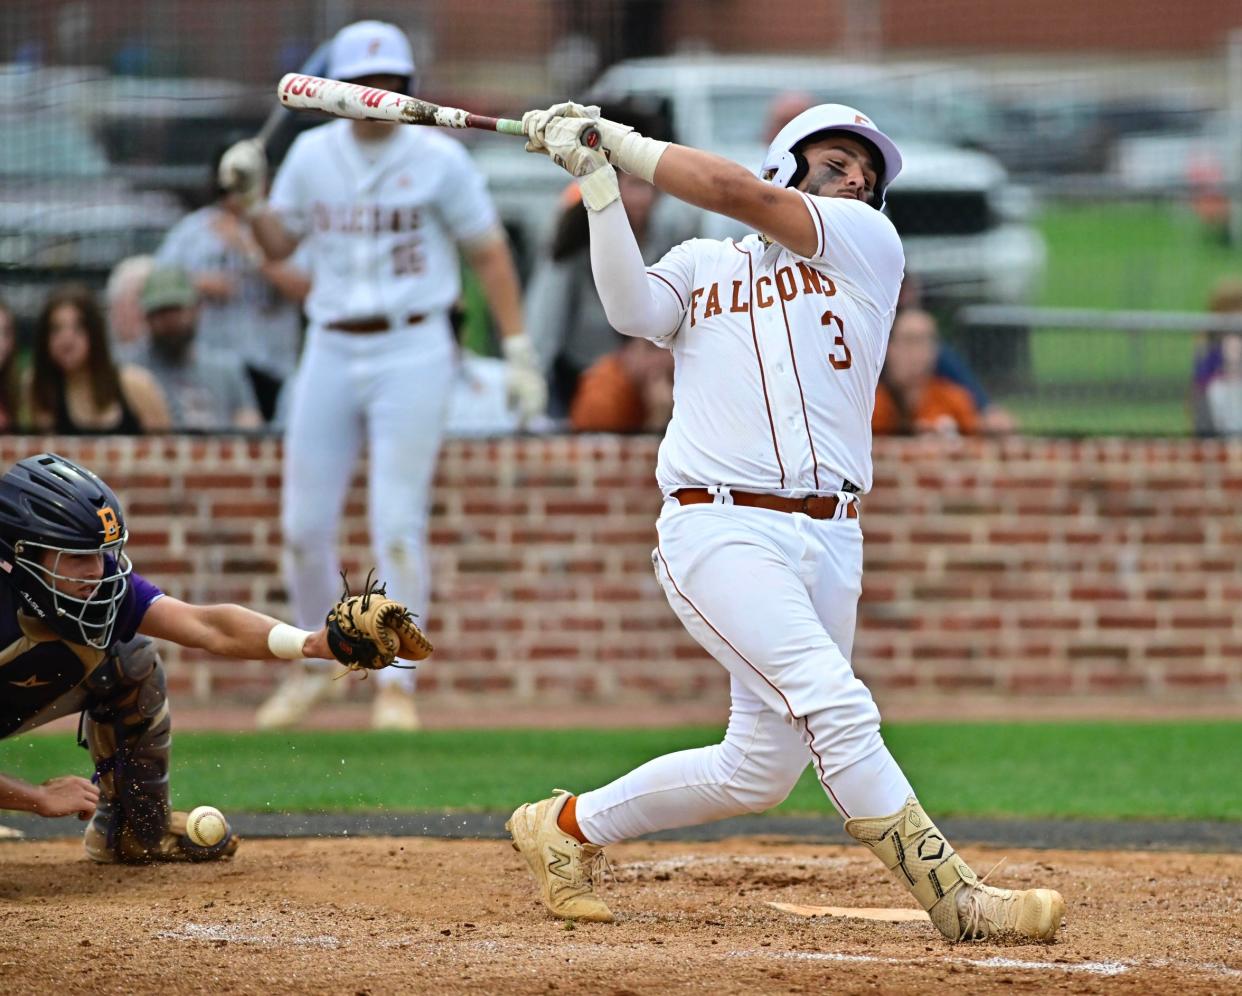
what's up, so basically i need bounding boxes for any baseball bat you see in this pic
[256,41,333,149]
[275,73,602,149]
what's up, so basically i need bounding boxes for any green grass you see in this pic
[3,722,1238,822]
[984,204,1236,435]
[1037,203,1239,313]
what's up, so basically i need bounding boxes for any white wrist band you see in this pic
[616,134,669,184]
[268,623,312,660]
[578,163,621,212]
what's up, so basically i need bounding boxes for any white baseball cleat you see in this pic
[506,789,614,923]
[255,667,337,731]
[371,683,421,732]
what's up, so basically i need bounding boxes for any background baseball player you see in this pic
[507,102,1065,943]
[218,20,545,731]
[0,452,421,861]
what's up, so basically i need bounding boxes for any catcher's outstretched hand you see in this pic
[324,570,433,674]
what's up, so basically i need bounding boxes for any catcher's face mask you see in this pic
[15,540,132,649]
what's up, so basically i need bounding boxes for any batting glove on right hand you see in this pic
[217,138,268,214]
[536,117,621,212]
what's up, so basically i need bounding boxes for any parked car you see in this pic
[472,55,1045,309]
[0,66,185,326]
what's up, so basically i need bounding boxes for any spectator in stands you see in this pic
[132,267,262,431]
[104,255,156,364]
[1192,277,1242,435]
[0,299,20,432]
[897,274,1017,435]
[156,145,310,423]
[1204,330,1242,435]
[526,104,683,419]
[570,336,675,433]
[24,286,170,435]
[873,308,980,437]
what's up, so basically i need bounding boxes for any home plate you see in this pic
[767,902,930,922]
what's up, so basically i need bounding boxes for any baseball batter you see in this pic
[507,103,1065,943]
[218,21,545,730]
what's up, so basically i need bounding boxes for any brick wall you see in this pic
[2,435,1239,705]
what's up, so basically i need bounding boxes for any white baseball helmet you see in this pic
[761,103,903,208]
[329,20,416,84]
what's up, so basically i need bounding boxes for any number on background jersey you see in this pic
[821,310,852,370]
[392,238,424,276]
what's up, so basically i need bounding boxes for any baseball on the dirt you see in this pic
[186,806,228,847]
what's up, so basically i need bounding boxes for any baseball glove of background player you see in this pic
[325,570,433,674]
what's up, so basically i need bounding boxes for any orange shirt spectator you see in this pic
[873,308,980,437]
[873,378,980,436]
[570,338,674,433]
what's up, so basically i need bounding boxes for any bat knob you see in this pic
[581,125,602,150]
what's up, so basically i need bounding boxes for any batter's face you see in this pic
[796,136,878,203]
[348,74,407,141]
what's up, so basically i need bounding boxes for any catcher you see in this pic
[0,452,430,862]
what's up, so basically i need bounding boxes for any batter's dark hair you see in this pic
[31,285,124,424]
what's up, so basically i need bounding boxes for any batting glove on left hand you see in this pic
[217,138,268,214]
[501,333,548,423]
[535,117,622,212]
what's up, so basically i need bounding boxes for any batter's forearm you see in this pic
[466,236,525,338]
[652,145,785,234]
[249,209,301,262]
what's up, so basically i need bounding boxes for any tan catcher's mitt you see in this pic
[325,570,434,674]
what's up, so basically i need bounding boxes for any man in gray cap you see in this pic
[133,266,262,431]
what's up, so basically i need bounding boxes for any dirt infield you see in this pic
[2,837,1239,995]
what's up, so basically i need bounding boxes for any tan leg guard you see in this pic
[845,797,1064,943]
[81,637,238,864]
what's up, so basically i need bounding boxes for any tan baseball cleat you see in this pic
[956,880,1065,942]
[845,797,1065,943]
[371,683,421,731]
[506,789,614,923]
[255,667,338,730]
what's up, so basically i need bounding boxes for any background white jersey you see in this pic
[647,193,904,496]
[269,120,499,325]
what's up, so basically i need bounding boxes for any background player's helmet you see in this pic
[0,453,132,649]
[329,20,417,93]
[761,104,903,209]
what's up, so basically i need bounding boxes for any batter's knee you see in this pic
[715,737,809,815]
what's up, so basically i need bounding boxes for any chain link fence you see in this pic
[1,0,1240,435]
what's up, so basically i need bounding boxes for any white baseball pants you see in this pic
[281,317,455,691]
[576,496,914,845]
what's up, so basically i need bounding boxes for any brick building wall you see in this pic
[2,435,1238,707]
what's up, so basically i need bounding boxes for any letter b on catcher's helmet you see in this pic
[0,453,132,649]
[761,104,903,209]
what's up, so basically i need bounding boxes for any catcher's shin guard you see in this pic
[845,797,1064,942]
[80,637,237,863]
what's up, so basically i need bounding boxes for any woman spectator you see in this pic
[0,299,21,432]
[25,285,170,434]
[873,308,980,437]
[1192,278,1242,435]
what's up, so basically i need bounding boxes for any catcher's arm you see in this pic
[138,597,330,660]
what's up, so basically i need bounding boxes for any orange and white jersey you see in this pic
[646,193,904,497]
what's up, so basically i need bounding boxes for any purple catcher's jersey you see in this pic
[0,570,163,738]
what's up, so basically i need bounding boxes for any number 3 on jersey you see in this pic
[821,310,852,370]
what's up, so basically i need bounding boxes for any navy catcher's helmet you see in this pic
[0,453,132,649]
